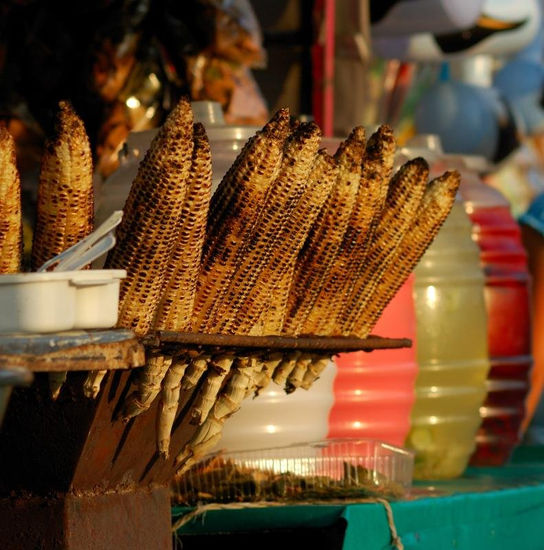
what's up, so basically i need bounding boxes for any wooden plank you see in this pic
[0,329,145,372]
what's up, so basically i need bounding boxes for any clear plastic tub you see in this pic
[173,439,414,504]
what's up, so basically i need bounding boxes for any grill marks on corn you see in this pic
[31,102,94,271]
[209,122,322,335]
[233,149,336,336]
[154,122,212,331]
[284,127,366,335]
[192,109,291,332]
[106,98,194,336]
[340,157,430,335]
[356,170,460,337]
[0,127,22,273]
[302,125,396,335]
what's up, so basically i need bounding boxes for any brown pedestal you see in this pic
[0,487,171,550]
[0,331,186,550]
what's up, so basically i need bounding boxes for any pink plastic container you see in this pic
[329,277,418,447]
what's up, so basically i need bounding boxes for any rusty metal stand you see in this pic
[0,330,410,550]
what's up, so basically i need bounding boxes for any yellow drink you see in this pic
[407,201,490,479]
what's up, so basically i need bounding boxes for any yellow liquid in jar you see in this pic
[407,201,490,479]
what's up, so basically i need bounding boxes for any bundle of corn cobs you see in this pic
[0,98,460,471]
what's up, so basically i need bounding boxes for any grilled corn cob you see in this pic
[209,122,322,335]
[154,123,212,452]
[31,101,94,271]
[105,97,194,336]
[302,125,396,335]
[355,170,460,337]
[226,148,335,336]
[154,122,212,331]
[191,109,290,332]
[339,157,430,335]
[0,126,22,274]
[122,122,211,420]
[31,103,94,400]
[283,127,365,335]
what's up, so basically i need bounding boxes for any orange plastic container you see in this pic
[330,277,418,447]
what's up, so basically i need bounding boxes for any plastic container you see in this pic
[329,277,418,447]
[456,161,533,466]
[0,272,78,333]
[71,270,126,329]
[0,270,125,333]
[407,200,490,479]
[220,358,336,451]
[174,439,414,505]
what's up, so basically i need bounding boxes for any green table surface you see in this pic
[173,448,544,549]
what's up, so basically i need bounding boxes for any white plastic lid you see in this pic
[0,270,126,285]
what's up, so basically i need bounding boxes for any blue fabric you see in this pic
[520,192,544,236]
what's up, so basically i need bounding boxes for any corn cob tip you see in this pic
[297,121,322,140]
[429,170,461,201]
[159,97,194,139]
[0,124,12,142]
[0,126,15,159]
[52,101,89,144]
[366,124,396,156]
[262,107,291,140]
[403,156,430,173]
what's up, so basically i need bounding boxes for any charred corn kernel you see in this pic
[192,110,290,331]
[302,125,396,335]
[205,109,290,242]
[157,355,190,458]
[339,157,430,335]
[31,102,94,271]
[226,149,335,336]
[301,355,333,390]
[0,127,22,274]
[284,127,366,335]
[355,170,460,337]
[154,122,212,331]
[259,265,295,335]
[105,98,194,336]
[122,353,173,420]
[209,123,323,335]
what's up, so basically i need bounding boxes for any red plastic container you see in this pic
[329,277,418,447]
[459,164,533,466]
